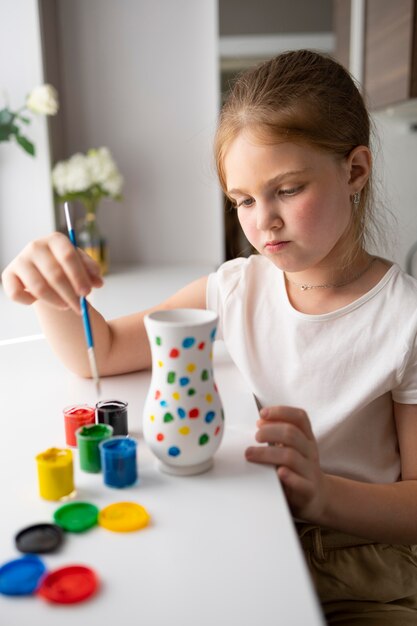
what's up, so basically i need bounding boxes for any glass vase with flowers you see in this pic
[52,147,123,274]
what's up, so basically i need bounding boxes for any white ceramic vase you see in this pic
[142,309,224,475]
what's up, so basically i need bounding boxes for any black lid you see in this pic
[15,523,64,554]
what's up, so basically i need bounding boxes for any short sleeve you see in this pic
[206,271,223,340]
[392,332,417,404]
[206,257,248,343]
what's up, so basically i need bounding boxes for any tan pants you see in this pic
[296,523,417,625]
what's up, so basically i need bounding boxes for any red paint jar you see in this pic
[63,405,95,447]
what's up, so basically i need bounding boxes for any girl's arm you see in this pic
[2,233,208,377]
[246,402,417,544]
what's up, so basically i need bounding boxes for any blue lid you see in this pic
[0,555,46,596]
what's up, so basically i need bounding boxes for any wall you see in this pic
[0,0,55,272]
[53,0,223,267]
[372,113,417,272]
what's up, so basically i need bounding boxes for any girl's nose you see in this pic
[256,202,283,231]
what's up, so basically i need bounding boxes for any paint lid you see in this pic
[37,565,99,604]
[98,502,150,532]
[15,523,64,554]
[0,555,46,596]
[53,502,99,533]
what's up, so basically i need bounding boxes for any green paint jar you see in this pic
[76,424,114,473]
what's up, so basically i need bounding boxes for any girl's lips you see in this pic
[264,240,289,251]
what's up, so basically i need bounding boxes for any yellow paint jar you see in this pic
[35,448,75,501]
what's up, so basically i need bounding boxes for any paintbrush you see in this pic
[64,201,101,398]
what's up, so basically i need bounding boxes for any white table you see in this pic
[0,266,323,625]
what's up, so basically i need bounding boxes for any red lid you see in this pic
[37,564,99,604]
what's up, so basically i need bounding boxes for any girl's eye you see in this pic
[236,198,254,208]
[279,186,302,196]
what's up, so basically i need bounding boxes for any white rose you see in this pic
[26,84,59,115]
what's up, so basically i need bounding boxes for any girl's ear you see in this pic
[346,145,372,193]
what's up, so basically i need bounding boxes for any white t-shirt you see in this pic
[207,255,417,484]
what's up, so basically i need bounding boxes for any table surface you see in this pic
[0,266,324,626]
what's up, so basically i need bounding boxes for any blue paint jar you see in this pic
[99,436,138,488]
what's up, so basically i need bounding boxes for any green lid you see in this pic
[76,424,113,440]
[53,502,99,533]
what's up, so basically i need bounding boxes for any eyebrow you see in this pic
[227,168,312,196]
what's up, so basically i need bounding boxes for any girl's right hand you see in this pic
[1,232,104,314]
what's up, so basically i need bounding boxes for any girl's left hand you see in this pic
[245,406,327,522]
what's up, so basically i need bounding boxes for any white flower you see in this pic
[87,147,123,197]
[26,84,59,115]
[52,153,92,195]
[102,170,124,196]
[52,146,123,201]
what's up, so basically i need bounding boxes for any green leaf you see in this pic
[0,108,14,125]
[15,134,35,156]
[17,115,31,124]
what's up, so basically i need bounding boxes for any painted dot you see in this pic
[179,377,190,387]
[178,408,186,419]
[187,388,196,396]
[160,400,168,407]
[199,434,209,446]
[210,328,217,342]
[201,369,209,381]
[214,383,218,392]
[221,409,225,420]
[198,341,205,350]
[156,336,162,346]
[209,350,213,361]
[186,363,196,373]
[168,446,181,457]
[179,426,190,435]
[158,361,163,368]
[163,412,174,423]
[189,408,199,419]
[205,393,213,403]
[182,337,195,349]
[155,390,161,400]
[215,426,221,436]
[150,414,155,422]
[170,348,180,358]
[172,392,180,400]
[156,433,164,441]
[167,371,176,384]
[205,411,215,423]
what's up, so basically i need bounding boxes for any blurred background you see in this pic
[0,0,416,276]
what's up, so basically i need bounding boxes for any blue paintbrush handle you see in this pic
[67,226,94,349]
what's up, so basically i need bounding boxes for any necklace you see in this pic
[285,257,376,291]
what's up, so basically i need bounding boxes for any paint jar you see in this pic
[76,423,114,473]
[63,405,95,447]
[96,400,128,436]
[99,436,138,488]
[35,448,75,501]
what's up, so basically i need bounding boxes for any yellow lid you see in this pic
[98,502,150,532]
[35,448,73,466]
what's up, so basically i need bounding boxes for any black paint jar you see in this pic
[96,399,128,436]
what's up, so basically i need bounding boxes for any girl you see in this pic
[3,50,417,624]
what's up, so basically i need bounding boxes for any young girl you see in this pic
[3,50,417,624]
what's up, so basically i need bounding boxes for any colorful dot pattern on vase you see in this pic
[144,323,224,466]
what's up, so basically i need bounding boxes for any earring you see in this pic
[352,191,361,205]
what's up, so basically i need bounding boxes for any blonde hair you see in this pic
[215,50,380,264]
